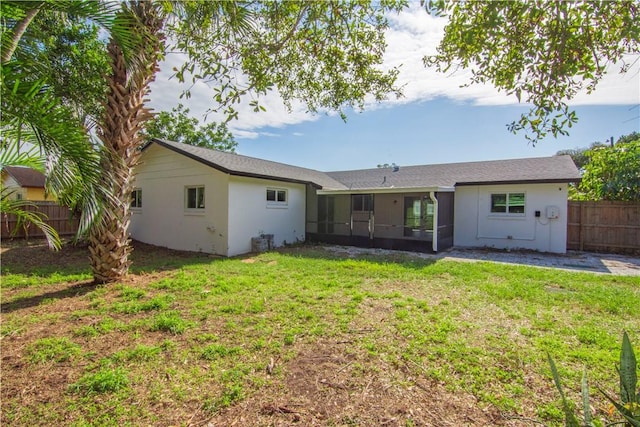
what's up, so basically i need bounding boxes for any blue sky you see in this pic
[149,3,640,172]
[236,101,639,171]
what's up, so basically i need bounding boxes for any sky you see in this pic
[148,3,640,172]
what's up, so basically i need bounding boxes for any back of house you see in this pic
[130,139,580,256]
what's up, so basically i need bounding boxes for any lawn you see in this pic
[1,240,638,426]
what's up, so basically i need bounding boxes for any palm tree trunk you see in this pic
[1,6,41,64]
[88,2,164,284]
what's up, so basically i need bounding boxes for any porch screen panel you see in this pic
[404,196,434,238]
[318,196,335,234]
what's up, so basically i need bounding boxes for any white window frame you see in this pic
[131,188,142,209]
[490,192,526,216]
[266,187,288,208]
[185,186,205,211]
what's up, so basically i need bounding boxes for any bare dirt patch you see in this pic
[211,299,511,427]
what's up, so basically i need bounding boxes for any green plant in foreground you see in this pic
[69,367,129,395]
[549,331,639,427]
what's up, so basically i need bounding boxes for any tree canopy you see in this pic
[425,0,640,143]
[2,0,407,282]
[144,104,237,152]
[575,135,640,201]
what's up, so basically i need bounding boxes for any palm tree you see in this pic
[87,1,165,283]
[1,1,116,238]
[0,143,61,250]
[4,0,403,284]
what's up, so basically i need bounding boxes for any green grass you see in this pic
[26,337,83,363]
[1,245,638,426]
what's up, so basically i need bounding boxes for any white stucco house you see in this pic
[130,139,581,256]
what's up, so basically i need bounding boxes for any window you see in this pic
[491,192,525,214]
[130,189,142,208]
[185,186,205,209]
[266,188,287,206]
[352,194,373,212]
[404,196,434,237]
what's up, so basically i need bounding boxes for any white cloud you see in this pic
[381,4,640,108]
[148,5,639,137]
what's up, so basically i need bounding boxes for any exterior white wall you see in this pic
[228,176,306,256]
[454,183,569,253]
[129,144,230,255]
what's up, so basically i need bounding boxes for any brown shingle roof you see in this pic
[148,139,347,190]
[3,166,46,188]
[326,156,581,191]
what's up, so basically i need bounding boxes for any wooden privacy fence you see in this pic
[1,201,80,240]
[567,201,640,254]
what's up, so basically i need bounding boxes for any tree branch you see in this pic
[2,6,42,64]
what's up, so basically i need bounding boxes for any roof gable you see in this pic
[2,166,46,188]
[145,139,347,190]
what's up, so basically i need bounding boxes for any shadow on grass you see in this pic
[0,239,218,278]
[0,280,98,314]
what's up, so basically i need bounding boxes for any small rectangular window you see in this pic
[266,188,287,206]
[491,192,525,215]
[352,194,373,212]
[186,186,205,209]
[131,189,142,208]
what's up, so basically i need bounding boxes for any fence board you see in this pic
[1,201,80,239]
[567,201,640,254]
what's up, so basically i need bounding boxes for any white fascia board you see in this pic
[317,186,455,195]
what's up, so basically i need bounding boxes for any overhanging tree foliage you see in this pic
[144,104,237,152]
[0,1,112,236]
[4,0,405,283]
[424,0,640,143]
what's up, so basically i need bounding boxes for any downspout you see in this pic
[429,191,438,252]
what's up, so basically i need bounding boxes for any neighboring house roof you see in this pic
[146,139,347,190]
[326,156,581,192]
[2,166,46,188]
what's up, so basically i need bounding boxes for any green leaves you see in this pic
[169,1,405,121]
[426,1,639,143]
[549,332,640,427]
[548,353,582,427]
[144,104,238,152]
[578,138,640,201]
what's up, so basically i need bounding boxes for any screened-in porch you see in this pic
[306,189,454,252]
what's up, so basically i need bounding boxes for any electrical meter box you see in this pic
[546,206,560,219]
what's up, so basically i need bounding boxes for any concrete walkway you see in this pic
[322,245,640,276]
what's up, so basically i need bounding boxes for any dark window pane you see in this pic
[187,188,197,208]
[266,189,276,201]
[277,190,286,202]
[491,194,507,213]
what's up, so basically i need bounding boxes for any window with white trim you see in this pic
[185,186,205,209]
[266,188,287,206]
[130,188,142,208]
[490,192,525,214]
